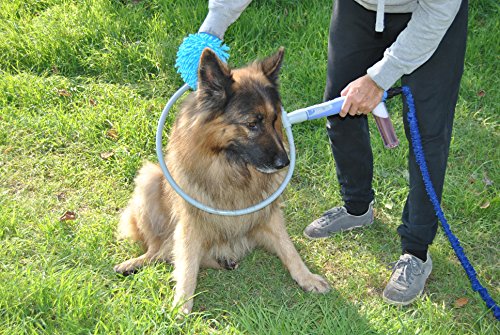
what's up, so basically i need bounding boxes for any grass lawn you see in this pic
[0,0,498,334]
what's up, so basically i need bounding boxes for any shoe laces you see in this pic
[389,256,422,287]
[318,207,343,227]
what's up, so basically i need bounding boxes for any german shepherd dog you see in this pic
[114,48,330,314]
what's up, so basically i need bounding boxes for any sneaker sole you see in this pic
[302,221,373,240]
[382,289,424,306]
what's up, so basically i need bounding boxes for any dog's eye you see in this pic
[247,122,258,130]
[247,115,264,130]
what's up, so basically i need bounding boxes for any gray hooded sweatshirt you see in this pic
[198,0,463,91]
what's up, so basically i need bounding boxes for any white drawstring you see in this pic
[375,0,385,32]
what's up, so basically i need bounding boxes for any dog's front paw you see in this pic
[172,296,193,315]
[114,260,140,276]
[297,273,331,293]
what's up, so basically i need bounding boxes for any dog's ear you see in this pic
[197,48,233,101]
[259,47,285,85]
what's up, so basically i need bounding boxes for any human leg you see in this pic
[384,0,468,305]
[305,0,411,237]
[397,0,468,258]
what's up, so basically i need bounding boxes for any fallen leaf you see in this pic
[477,90,486,97]
[59,211,76,221]
[479,201,490,209]
[454,297,469,308]
[57,89,71,97]
[106,128,119,140]
[384,202,393,210]
[89,98,97,106]
[100,151,114,160]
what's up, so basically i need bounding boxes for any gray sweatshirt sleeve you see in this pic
[367,0,462,90]
[198,0,252,39]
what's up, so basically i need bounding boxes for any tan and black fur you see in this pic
[114,48,330,314]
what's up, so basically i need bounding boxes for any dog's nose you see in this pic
[273,155,290,170]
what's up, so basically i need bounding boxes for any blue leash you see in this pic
[400,86,499,320]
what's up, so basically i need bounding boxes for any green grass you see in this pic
[0,0,498,334]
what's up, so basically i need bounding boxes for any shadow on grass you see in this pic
[191,249,381,335]
[371,214,498,321]
[300,211,500,326]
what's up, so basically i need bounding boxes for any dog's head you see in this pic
[194,47,289,174]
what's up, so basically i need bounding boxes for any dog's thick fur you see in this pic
[114,48,330,314]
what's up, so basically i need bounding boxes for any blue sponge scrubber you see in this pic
[175,33,230,90]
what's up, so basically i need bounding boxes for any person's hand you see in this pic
[339,75,384,117]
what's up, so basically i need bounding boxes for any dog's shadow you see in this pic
[191,249,381,334]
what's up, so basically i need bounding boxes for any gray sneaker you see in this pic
[383,253,432,306]
[303,201,374,239]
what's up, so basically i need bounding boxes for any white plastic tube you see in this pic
[157,87,397,216]
[287,96,399,148]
